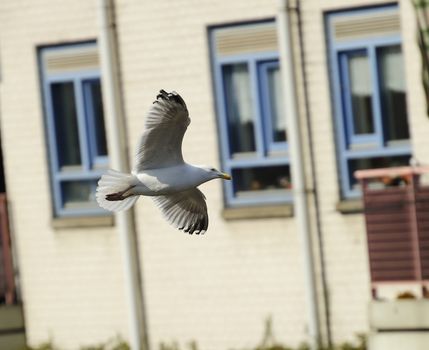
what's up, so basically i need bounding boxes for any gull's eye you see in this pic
[210,168,216,172]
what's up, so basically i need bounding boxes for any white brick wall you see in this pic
[299,0,380,343]
[0,0,426,349]
[0,1,128,348]
[299,0,422,343]
[399,0,429,163]
[118,1,309,348]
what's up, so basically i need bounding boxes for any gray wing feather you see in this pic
[152,188,208,235]
[134,90,190,172]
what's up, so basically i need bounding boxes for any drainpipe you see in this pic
[97,1,149,349]
[276,1,320,349]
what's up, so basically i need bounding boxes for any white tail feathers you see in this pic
[96,169,139,212]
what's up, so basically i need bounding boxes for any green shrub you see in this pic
[158,317,367,350]
[23,336,129,350]
[158,335,367,350]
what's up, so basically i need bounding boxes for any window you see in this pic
[211,22,291,207]
[39,43,108,217]
[326,5,411,198]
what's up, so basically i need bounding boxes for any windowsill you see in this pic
[222,204,293,220]
[336,199,363,214]
[52,215,114,229]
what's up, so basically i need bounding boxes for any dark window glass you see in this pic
[51,82,81,167]
[347,52,375,135]
[84,80,108,157]
[232,165,291,193]
[62,181,96,207]
[378,45,410,141]
[349,155,411,189]
[223,63,256,154]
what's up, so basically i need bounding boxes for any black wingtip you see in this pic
[169,91,187,109]
[154,89,168,103]
[154,89,187,109]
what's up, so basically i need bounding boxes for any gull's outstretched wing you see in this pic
[152,188,208,235]
[134,90,190,172]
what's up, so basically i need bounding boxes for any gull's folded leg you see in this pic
[96,170,140,212]
[105,185,136,201]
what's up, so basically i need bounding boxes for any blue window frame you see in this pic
[210,22,291,207]
[259,60,288,153]
[326,5,411,198]
[39,42,109,217]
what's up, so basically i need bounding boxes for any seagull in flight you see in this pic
[96,89,231,235]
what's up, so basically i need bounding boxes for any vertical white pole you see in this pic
[97,1,148,349]
[276,1,320,349]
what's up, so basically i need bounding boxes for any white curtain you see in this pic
[224,63,255,153]
[381,47,405,92]
[268,67,286,133]
[230,64,253,123]
[349,55,372,95]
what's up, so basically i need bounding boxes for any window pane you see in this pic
[267,66,286,142]
[232,165,291,193]
[378,46,410,141]
[62,181,97,208]
[51,82,82,167]
[347,53,374,134]
[349,155,410,190]
[223,63,256,154]
[85,80,108,157]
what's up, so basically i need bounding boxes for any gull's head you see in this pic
[199,165,232,181]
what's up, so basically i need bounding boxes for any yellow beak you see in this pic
[220,173,232,180]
